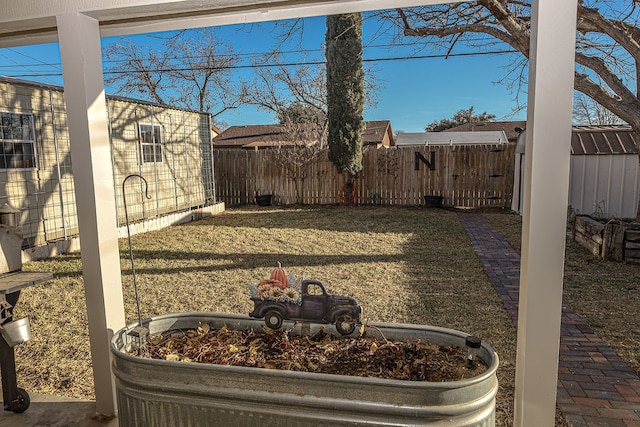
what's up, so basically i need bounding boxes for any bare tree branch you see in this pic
[573,92,623,125]
[382,0,640,133]
[103,28,242,126]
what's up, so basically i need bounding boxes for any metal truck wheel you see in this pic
[335,315,356,335]
[264,310,283,330]
[12,388,30,413]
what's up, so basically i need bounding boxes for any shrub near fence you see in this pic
[214,145,516,208]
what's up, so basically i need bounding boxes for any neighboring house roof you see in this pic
[213,121,395,149]
[212,124,293,149]
[362,120,395,147]
[395,130,508,147]
[445,121,527,143]
[571,125,639,155]
[211,124,223,138]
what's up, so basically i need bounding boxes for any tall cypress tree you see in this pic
[325,13,365,176]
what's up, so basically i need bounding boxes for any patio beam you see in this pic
[56,13,126,416]
[515,0,578,425]
[97,0,460,38]
[0,0,459,47]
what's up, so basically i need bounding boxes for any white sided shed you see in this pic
[570,126,639,218]
[512,125,640,218]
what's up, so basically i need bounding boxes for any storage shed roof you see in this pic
[571,125,639,155]
[0,75,206,114]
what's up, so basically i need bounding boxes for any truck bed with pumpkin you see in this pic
[248,279,361,335]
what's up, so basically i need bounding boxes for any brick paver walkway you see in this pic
[459,213,640,426]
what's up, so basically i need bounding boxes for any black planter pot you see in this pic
[424,195,444,208]
[255,194,273,206]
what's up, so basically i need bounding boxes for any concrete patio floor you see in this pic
[0,391,117,427]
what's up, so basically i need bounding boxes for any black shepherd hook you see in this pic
[122,174,152,327]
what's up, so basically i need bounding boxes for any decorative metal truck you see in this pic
[249,277,362,336]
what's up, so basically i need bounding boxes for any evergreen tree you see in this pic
[325,13,365,176]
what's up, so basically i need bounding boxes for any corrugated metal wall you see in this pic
[0,79,213,248]
[512,127,639,219]
[569,154,640,219]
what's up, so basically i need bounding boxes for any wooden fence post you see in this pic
[624,228,640,263]
[602,222,625,261]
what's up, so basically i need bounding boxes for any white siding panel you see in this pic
[568,155,587,214]
[622,155,640,217]
[569,154,639,218]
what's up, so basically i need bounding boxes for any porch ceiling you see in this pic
[0,0,453,47]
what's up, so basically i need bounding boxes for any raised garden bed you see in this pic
[572,215,640,263]
[111,312,499,426]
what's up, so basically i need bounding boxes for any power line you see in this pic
[98,37,506,65]
[0,48,61,85]
[0,62,61,69]
[3,49,517,79]
[3,47,61,71]
[0,37,510,70]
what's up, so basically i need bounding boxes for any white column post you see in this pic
[56,13,125,416]
[514,0,578,425]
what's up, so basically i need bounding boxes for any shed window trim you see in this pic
[138,122,163,164]
[0,111,37,170]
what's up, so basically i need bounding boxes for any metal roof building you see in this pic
[570,125,639,155]
[395,130,508,147]
[512,125,639,218]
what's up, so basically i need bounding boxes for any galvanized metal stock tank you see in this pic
[111,313,499,426]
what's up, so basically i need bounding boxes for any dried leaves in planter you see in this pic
[142,323,488,382]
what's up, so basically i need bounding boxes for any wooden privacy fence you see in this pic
[214,144,516,208]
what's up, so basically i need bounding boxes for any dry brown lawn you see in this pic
[14,205,635,425]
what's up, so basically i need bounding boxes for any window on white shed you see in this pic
[139,123,163,163]
[0,112,36,169]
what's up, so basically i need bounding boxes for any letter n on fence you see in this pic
[415,151,436,171]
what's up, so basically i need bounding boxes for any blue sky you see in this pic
[0,13,526,132]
